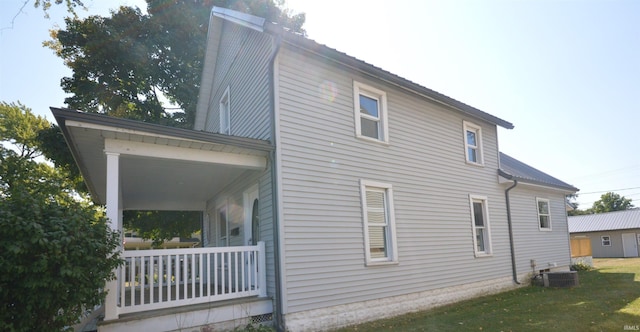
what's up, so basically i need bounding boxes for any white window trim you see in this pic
[601,235,611,247]
[469,195,492,257]
[353,81,389,144]
[216,199,230,246]
[359,179,398,265]
[463,121,484,166]
[536,197,552,231]
[219,86,231,135]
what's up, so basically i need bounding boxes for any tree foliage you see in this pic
[33,0,85,18]
[47,0,305,128]
[591,192,634,214]
[0,102,122,331]
[124,210,201,247]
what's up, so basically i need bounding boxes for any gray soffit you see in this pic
[212,6,266,32]
[51,107,273,152]
[568,208,640,233]
[499,152,578,192]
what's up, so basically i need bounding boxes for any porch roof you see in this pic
[51,108,272,210]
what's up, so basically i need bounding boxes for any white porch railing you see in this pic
[112,242,266,317]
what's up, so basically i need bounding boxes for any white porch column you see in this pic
[258,241,267,297]
[104,152,122,321]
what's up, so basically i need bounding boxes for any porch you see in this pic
[51,108,275,331]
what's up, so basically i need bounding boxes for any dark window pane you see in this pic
[361,118,379,139]
[360,95,379,117]
[467,130,476,146]
[473,202,484,226]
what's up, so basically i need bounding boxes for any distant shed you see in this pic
[568,209,640,258]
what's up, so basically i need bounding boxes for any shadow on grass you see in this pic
[334,260,640,332]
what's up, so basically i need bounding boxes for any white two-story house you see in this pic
[53,6,578,332]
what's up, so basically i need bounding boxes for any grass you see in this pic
[334,258,640,332]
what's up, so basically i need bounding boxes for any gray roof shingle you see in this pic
[568,209,640,233]
[499,152,578,192]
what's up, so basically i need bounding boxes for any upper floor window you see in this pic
[360,180,397,265]
[537,198,552,231]
[354,81,388,143]
[463,121,483,165]
[219,87,231,135]
[470,195,492,257]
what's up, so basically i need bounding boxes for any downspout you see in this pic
[504,175,520,284]
[268,29,285,332]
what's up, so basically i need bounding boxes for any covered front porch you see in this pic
[52,108,274,331]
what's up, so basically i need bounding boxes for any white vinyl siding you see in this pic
[277,45,517,314]
[463,121,483,165]
[537,198,552,231]
[508,188,571,273]
[201,21,273,139]
[354,81,388,143]
[360,180,398,265]
[219,86,231,134]
[469,195,492,257]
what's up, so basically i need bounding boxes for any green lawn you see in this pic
[334,258,640,332]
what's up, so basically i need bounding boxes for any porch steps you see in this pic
[98,296,273,332]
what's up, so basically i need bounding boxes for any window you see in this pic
[217,202,229,246]
[601,236,611,246]
[354,81,388,143]
[219,87,230,134]
[537,198,551,231]
[463,121,483,165]
[469,195,492,256]
[360,180,397,264]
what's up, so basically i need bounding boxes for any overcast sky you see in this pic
[1,0,639,209]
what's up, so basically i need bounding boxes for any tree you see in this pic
[44,0,305,244]
[591,192,634,214]
[47,0,305,128]
[0,102,122,331]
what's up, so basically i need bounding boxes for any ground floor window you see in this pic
[470,195,492,257]
[360,180,398,265]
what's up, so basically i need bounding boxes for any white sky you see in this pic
[1,0,639,209]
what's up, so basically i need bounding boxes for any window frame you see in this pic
[601,235,611,247]
[219,86,231,135]
[216,200,230,246]
[536,198,552,231]
[353,81,389,144]
[359,180,398,265]
[469,195,492,257]
[463,121,484,166]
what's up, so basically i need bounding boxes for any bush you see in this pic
[571,262,593,271]
[0,147,122,331]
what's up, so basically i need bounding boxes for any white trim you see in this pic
[463,121,484,166]
[359,180,398,265]
[104,139,266,170]
[353,81,389,144]
[536,197,552,231]
[601,235,611,247]
[469,194,492,257]
[220,86,231,135]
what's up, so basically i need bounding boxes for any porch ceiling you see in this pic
[52,108,272,211]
